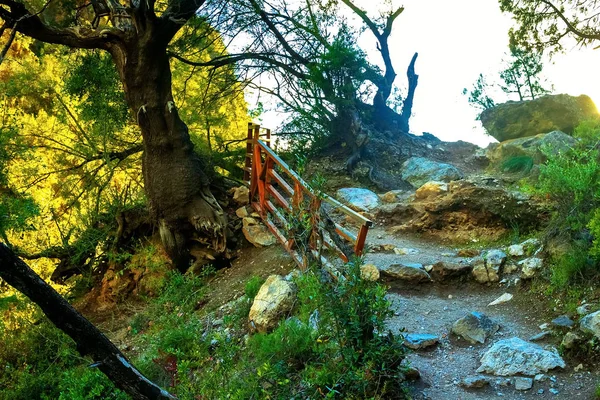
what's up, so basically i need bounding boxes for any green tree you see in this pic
[463,73,496,114]
[499,45,551,101]
[500,0,600,52]
[0,1,238,271]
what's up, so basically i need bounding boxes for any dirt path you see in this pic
[363,226,599,399]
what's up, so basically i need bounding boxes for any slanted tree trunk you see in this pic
[0,243,175,400]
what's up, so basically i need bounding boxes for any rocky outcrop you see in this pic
[477,337,565,376]
[415,181,448,200]
[452,312,499,344]
[480,94,599,142]
[242,217,276,247]
[377,179,548,243]
[336,188,380,211]
[520,257,543,279]
[249,275,297,333]
[401,157,463,188]
[486,130,577,165]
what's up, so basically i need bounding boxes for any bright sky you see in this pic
[257,0,600,148]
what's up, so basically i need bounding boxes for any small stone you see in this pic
[337,188,380,211]
[459,375,489,388]
[551,315,574,328]
[489,293,513,306]
[519,257,543,279]
[549,388,559,395]
[448,294,453,299]
[232,186,250,204]
[235,206,249,218]
[242,217,277,247]
[539,323,550,330]
[574,363,584,372]
[534,374,546,382]
[504,264,518,274]
[393,247,419,255]
[472,258,500,283]
[507,244,525,257]
[514,377,533,391]
[405,366,421,381]
[538,389,544,394]
[561,332,582,349]
[403,333,440,350]
[529,331,552,342]
[576,304,591,315]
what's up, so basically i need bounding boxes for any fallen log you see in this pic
[0,243,176,400]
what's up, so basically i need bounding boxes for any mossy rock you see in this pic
[481,94,599,142]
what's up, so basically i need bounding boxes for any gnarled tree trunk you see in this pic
[107,23,226,273]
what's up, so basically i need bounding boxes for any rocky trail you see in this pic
[363,227,598,399]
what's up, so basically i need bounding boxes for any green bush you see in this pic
[58,368,128,400]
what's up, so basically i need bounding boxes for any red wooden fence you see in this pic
[244,122,372,269]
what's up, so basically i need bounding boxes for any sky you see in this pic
[256,0,600,148]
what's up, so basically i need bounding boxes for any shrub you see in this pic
[501,155,534,173]
[244,275,264,300]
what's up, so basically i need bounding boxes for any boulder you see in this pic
[415,181,448,200]
[403,333,439,350]
[249,275,297,333]
[360,264,380,281]
[233,186,250,205]
[519,257,543,279]
[336,188,380,211]
[452,311,500,344]
[401,157,464,188]
[480,94,599,142]
[507,244,524,257]
[486,130,577,165]
[477,337,565,376]
[242,217,276,247]
[430,261,472,281]
[380,263,431,283]
[580,310,600,339]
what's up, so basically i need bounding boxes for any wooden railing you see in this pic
[245,123,372,269]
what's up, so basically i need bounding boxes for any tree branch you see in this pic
[0,0,121,49]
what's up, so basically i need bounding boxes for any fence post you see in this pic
[244,122,254,182]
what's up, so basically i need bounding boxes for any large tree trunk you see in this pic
[0,244,175,400]
[108,35,226,272]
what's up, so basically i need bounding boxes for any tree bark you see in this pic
[107,24,226,272]
[0,243,175,400]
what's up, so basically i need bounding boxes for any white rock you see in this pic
[393,247,419,255]
[477,337,565,376]
[507,244,525,257]
[249,275,297,333]
[580,310,600,339]
[489,293,513,306]
[336,188,380,211]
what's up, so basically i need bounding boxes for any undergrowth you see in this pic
[1,252,408,399]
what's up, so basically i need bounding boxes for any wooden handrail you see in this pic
[245,123,372,269]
